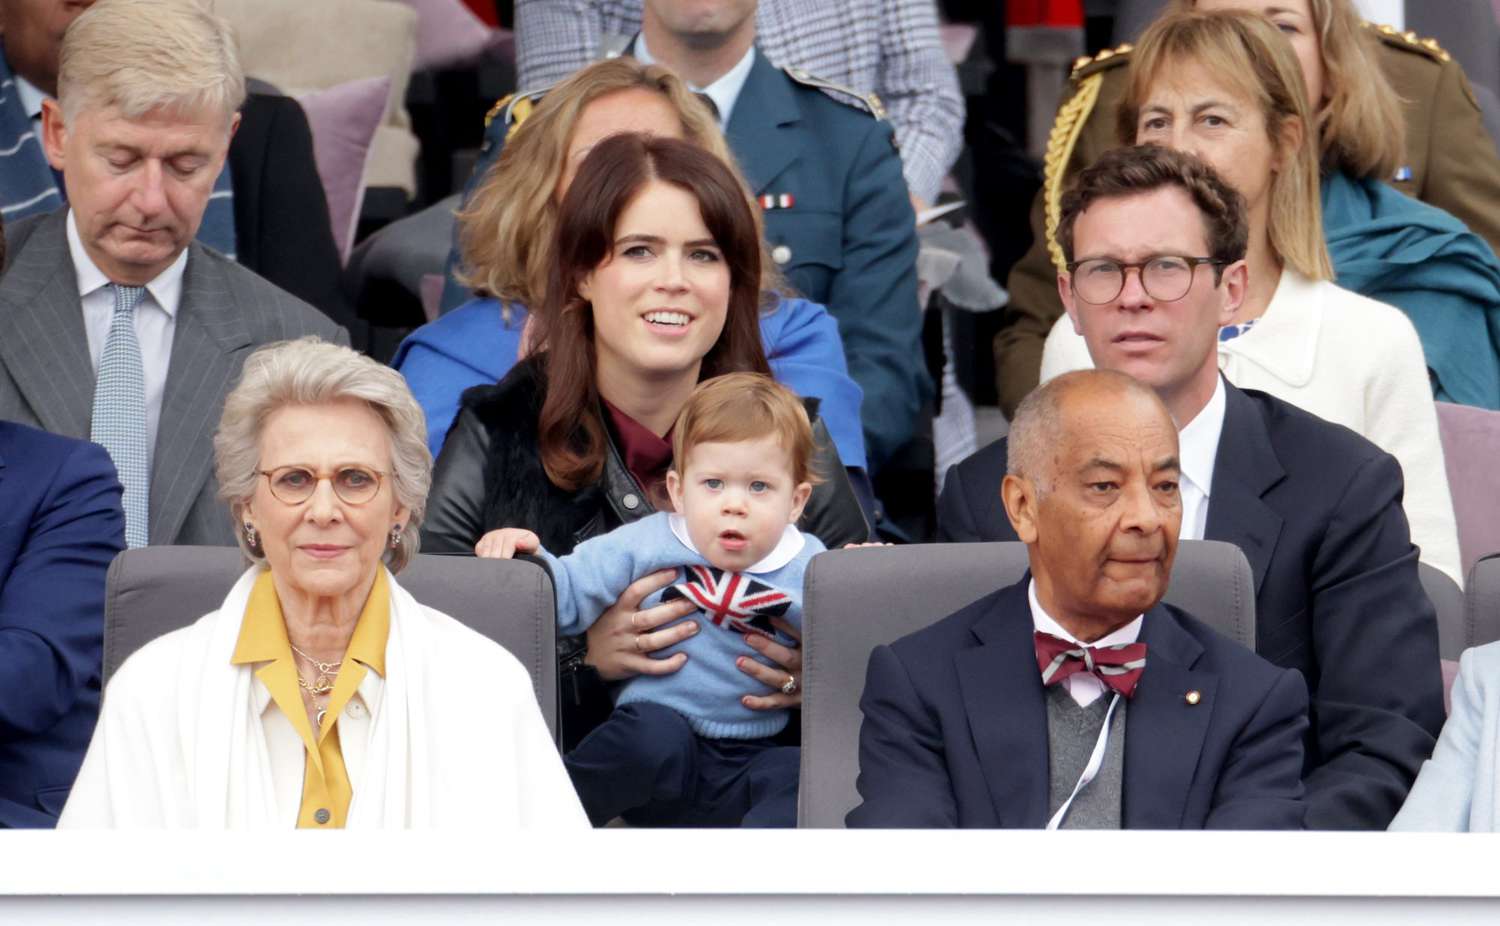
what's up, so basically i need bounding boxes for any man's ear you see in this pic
[227,110,242,143]
[41,99,67,172]
[1001,473,1041,544]
[1057,271,1083,335]
[1217,259,1248,327]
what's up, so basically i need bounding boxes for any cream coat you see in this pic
[58,567,588,829]
[1040,267,1462,585]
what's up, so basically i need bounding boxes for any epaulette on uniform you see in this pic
[784,65,887,121]
[1067,41,1133,82]
[1043,43,1133,273]
[1366,21,1452,64]
[483,85,552,138]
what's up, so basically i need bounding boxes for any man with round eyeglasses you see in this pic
[936,144,1444,830]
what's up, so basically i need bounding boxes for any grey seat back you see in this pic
[798,539,1255,828]
[103,547,559,739]
[1464,553,1500,654]
[1421,561,1469,660]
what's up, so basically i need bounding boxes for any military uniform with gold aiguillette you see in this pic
[992,24,1500,417]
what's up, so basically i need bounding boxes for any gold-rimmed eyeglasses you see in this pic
[256,465,390,506]
[1066,255,1227,305]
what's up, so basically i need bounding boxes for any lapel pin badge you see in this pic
[759,193,794,210]
[1185,690,1202,706]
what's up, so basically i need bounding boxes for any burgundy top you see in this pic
[603,399,674,501]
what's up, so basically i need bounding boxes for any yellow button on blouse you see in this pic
[231,569,390,828]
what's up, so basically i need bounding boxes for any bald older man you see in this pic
[847,370,1309,829]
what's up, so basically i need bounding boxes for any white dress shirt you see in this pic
[68,209,186,470]
[634,33,756,127]
[1176,375,1226,542]
[1029,580,1143,708]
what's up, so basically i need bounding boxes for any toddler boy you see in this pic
[476,373,826,827]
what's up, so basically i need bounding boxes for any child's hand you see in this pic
[475,528,541,559]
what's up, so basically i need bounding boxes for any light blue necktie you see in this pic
[90,284,150,547]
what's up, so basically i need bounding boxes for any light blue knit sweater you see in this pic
[538,511,824,739]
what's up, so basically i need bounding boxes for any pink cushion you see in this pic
[1443,658,1461,715]
[295,76,391,263]
[1436,401,1500,577]
[403,0,503,71]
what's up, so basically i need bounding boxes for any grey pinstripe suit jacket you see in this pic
[0,209,348,547]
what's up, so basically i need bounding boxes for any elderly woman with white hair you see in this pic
[59,338,587,829]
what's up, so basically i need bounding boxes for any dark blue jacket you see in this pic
[935,381,1446,829]
[846,576,1309,829]
[0,423,124,827]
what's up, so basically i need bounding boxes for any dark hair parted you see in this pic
[536,133,771,491]
[1056,144,1249,281]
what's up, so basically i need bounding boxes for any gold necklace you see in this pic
[290,642,342,694]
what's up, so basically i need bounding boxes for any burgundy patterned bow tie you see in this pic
[1034,630,1148,699]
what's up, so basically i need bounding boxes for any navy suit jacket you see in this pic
[846,577,1309,828]
[0,423,123,828]
[935,382,1446,829]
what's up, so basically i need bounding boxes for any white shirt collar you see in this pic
[1175,374,1226,504]
[14,74,46,120]
[634,33,756,126]
[668,512,805,574]
[1028,578,1144,648]
[65,208,187,318]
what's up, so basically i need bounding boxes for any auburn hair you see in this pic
[537,133,771,491]
[671,373,822,487]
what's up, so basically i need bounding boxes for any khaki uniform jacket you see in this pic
[995,26,1500,416]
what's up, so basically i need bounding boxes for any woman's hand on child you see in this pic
[585,569,698,681]
[474,528,541,559]
[738,618,803,711]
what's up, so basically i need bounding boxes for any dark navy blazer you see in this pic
[846,576,1309,829]
[0,423,124,827]
[935,381,1446,829]
[442,48,927,472]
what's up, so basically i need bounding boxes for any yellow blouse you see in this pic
[230,569,390,828]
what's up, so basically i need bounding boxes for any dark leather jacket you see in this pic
[421,357,871,747]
